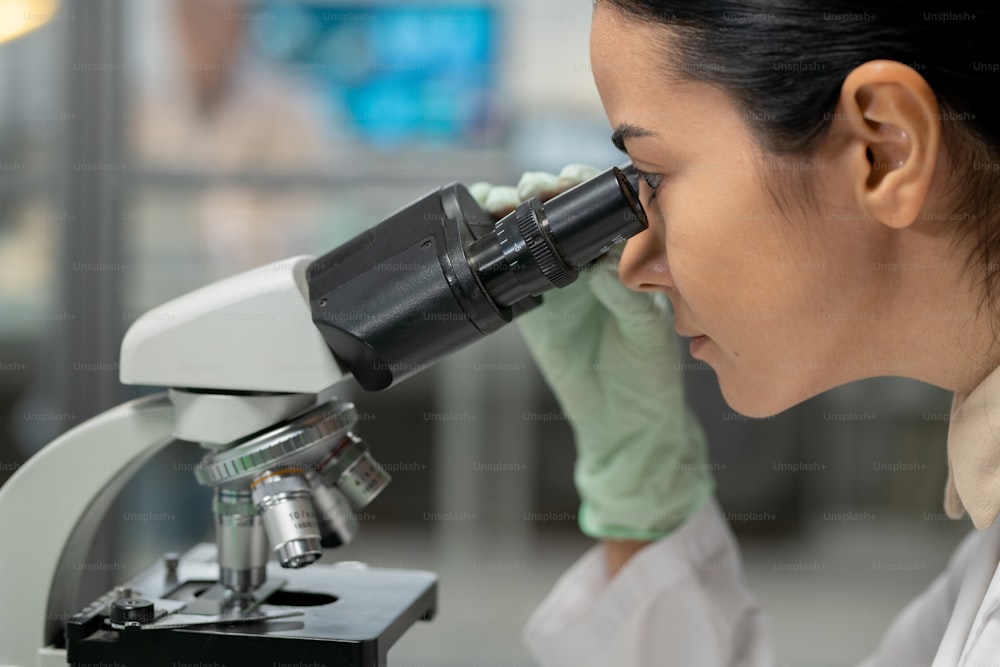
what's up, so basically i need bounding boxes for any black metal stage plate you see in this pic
[66,543,437,667]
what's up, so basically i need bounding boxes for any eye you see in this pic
[635,169,664,204]
[641,172,663,190]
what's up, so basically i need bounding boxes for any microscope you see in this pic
[0,165,646,667]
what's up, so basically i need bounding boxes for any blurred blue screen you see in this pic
[253,3,500,148]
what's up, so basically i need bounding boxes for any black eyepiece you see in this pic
[468,165,647,307]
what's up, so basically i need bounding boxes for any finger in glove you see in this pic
[469,182,519,219]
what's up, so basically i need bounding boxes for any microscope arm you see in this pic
[0,393,175,667]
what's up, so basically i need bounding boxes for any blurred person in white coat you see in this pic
[131,0,332,283]
[473,1,1000,664]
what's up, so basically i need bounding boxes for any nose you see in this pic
[619,225,672,291]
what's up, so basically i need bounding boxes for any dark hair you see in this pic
[600,0,1000,309]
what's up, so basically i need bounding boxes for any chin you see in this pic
[716,376,805,419]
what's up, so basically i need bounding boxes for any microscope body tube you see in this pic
[308,184,510,391]
[307,165,646,391]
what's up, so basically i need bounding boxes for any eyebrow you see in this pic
[611,122,658,152]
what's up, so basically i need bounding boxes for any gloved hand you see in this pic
[471,166,714,541]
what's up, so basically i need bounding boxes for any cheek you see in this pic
[658,188,754,309]
[665,178,813,342]
[655,163,856,415]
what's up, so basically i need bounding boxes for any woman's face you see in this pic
[590,4,916,417]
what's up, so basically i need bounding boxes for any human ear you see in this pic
[828,60,941,229]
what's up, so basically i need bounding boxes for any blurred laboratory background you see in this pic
[0,1,967,665]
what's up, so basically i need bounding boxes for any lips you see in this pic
[675,329,706,338]
[689,334,710,356]
[673,317,710,355]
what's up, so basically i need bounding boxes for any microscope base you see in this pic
[66,544,437,667]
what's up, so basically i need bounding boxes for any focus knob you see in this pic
[110,598,155,627]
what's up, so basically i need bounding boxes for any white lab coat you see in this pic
[523,498,1000,666]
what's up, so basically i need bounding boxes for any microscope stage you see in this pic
[66,544,437,667]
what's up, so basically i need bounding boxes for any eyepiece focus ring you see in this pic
[514,200,574,289]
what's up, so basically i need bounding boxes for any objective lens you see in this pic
[213,489,268,592]
[468,165,646,307]
[317,433,391,509]
[250,470,322,569]
[305,471,359,548]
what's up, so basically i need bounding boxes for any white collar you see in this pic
[946,364,1000,528]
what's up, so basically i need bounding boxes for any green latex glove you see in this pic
[471,166,714,541]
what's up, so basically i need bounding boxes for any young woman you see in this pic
[489,1,1000,664]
